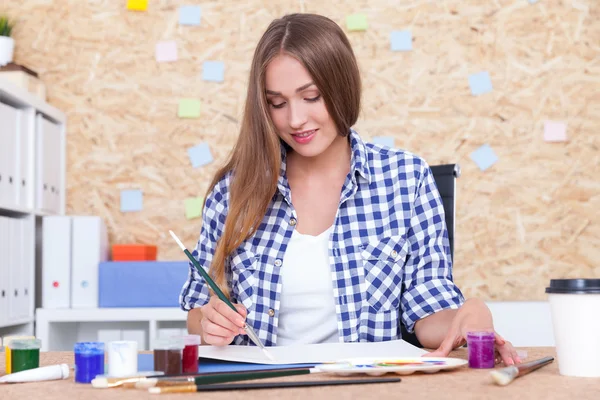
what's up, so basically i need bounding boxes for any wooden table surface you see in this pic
[0,347,597,399]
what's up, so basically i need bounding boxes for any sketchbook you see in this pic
[197,339,427,365]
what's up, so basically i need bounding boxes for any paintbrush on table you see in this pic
[490,356,554,386]
[136,366,315,388]
[148,377,401,394]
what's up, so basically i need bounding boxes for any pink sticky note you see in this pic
[544,121,567,142]
[155,41,178,63]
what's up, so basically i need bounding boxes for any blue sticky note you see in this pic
[372,136,395,148]
[202,61,225,82]
[179,5,201,26]
[390,31,412,51]
[468,71,493,96]
[188,143,213,168]
[120,189,143,212]
[470,144,498,171]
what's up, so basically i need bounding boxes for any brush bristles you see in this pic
[135,378,158,389]
[91,378,110,388]
[490,370,513,386]
[262,348,275,361]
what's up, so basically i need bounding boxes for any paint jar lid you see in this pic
[74,341,105,355]
[545,279,600,294]
[180,334,201,346]
[466,331,495,341]
[3,336,35,347]
[10,338,42,350]
[153,337,185,350]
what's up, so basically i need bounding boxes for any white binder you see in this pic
[42,216,72,308]
[24,216,35,319]
[18,109,34,210]
[43,117,62,213]
[0,217,8,326]
[8,218,21,320]
[71,216,109,308]
[0,102,19,208]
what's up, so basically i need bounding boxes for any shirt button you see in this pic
[268,309,275,317]
[274,259,282,267]
[391,250,398,258]
[289,218,297,226]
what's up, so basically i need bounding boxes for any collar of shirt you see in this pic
[276,129,372,202]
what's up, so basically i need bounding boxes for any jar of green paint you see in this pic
[10,338,41,373]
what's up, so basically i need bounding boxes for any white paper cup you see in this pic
[546,279,600,377]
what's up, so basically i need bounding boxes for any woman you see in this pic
[180,13,520,365]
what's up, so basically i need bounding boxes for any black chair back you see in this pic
[400,163,461,347]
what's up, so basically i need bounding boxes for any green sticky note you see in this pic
[185,197,203,220]
[178,99,201,118]
[346,14,368,31]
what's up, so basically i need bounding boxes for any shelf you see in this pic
[35,308,188,351]
[0,203,57,216]
[0,317,34,329]
[0,77,66,123]
[36,307,187,322]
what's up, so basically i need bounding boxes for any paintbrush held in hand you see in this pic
[490,356,554,386]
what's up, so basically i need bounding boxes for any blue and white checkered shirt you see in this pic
[180,129,464,346]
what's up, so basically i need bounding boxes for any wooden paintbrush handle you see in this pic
[149,384,197,394]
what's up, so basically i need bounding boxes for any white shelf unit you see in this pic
[0,77,66,338]
[36,308,187,351]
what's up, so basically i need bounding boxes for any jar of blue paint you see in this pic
[74,342,105,383]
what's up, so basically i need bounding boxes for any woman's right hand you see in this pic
[198,296,247,346]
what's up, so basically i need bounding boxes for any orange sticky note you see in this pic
[127,0,148,11]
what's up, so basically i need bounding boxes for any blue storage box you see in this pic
[99,261,189,307]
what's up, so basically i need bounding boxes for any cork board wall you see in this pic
[3,0,599,301]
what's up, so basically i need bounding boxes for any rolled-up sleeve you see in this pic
[179,174,230,311]
[400,163,464,333]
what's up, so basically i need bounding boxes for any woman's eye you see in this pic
[270,102,285,109]
[306,95,321,102]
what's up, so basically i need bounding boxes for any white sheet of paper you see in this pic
[197,340,427,365]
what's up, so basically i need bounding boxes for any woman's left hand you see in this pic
[425,298,522,366]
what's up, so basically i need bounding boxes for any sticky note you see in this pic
[178,99,201,118]
[468,71,493,96]
[470,144,498,171]
[127,0,147,11]
[390,31,412,51]
[120,190,143,212]
[372,136,395,147]
[544,121,567,142]
[202,61,225,82]
[185,197,204,220]
[179,5,202,26]
[155,41,177,63]
[188,143,213,168]
[346,14,368,31]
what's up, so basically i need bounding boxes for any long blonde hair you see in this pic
[206,13,361,297]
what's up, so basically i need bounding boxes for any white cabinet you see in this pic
[35,308,187,351]
[0,77,66,337]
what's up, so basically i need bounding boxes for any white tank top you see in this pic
[276,225,339,346]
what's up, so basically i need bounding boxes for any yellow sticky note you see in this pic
[178,99,201,118]
[185,197,203,220]
[127,0,148,11]
[346,14,368,31]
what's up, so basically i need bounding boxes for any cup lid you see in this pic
[545,279,600,294]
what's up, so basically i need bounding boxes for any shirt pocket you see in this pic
[360,236,408,313]
[230,249,258,311]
